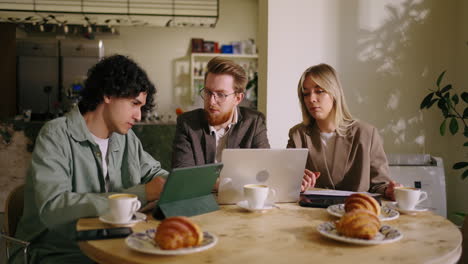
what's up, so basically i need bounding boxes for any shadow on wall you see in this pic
[335,0,466,223]
[336,0,442,154]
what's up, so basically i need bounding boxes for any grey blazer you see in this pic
[172,107,270,168]
[287,121,392,194]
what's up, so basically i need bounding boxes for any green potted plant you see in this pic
[420,70,468,179]
[420,70,468,262]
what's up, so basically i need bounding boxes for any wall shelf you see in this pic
[191,53,258,59]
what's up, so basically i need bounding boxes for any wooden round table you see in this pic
[77,203,462,264]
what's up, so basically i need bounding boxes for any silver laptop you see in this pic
[217,148,308,205]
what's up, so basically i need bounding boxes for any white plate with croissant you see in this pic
[327,204,399,221]
[317,221,403,245]
[126,228,218,255]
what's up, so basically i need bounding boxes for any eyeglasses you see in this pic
[199,88,237,103]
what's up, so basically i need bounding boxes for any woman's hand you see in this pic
[385,181,403,201]
[301,169,321,192]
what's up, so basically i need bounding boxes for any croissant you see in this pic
[154,216,204,250]
[344,193,381,216]
[335,209,381,240]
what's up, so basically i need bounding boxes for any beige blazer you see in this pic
[287,121,391,195]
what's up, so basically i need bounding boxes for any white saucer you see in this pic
[317,221,403,245]
[394,204,428,215]
[327,204,399,221]
[126,229,218,255]
[236,200,274,212]
[99,212,147,226]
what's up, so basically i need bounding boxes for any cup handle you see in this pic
[266,188,277,205]
[418,191,428,204]
[132,200,141,213]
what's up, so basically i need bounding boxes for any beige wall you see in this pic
[263,0,466,223]
[448,0,468,224]
[99,0,258,115]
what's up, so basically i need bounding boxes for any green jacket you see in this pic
[12,107,169,263]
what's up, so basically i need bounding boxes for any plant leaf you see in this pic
[465,126,468,137]
[440,84,452,94]
[454,211,467,218]
[445,92,452,109]
[464,107,468,118]
[444,92,450,100]
[449,117,458,135]
[420,92,434,109]
[452,94,459,105]
[463,169,468,180]
[453,162,468,169]
[437,99,449,117]
[436,71,446,88]
[464,141,468,146]
[440,119,446,136]
[462,92,468,103]
[427,99,438,109]
[437,98,448,111]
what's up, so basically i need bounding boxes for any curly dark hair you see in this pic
[78,54,156,114]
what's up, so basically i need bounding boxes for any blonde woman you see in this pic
[288,63,399,199]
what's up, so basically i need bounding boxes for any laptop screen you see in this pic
[217,148,308,205]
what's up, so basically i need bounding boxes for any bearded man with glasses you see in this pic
[172,57,270,172]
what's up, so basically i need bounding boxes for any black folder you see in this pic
[299,193,382,208]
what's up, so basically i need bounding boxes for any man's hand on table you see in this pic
[145,176,166,201]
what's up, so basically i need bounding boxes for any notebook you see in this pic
[152,163,223,220]
[217,148,308,205]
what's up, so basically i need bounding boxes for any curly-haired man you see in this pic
[12,55,168,264]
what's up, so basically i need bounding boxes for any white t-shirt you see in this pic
[320,131,337,169]
[91,133,110,191]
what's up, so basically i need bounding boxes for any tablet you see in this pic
[152,163,223,220]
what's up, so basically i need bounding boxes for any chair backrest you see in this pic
[4,184,25,237]
[462,215,468,264]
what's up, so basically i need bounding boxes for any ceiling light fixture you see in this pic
[1,0,219,28]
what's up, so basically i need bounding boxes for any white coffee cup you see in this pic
[394,187,428,210]
[243,184,272,209]
[108,193,141,223]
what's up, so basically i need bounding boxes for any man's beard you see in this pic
[205,107,233,126]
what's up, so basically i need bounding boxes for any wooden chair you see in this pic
[462,215,468,264]
[0,184,29,263]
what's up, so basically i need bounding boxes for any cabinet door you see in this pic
[0,23,16,118]
[17,56,59,114]
[62,56,99,95]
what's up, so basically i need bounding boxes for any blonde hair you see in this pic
[297,63,355,136]
[205,57,247,93]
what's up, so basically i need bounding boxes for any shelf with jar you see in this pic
[190,52,258,108]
